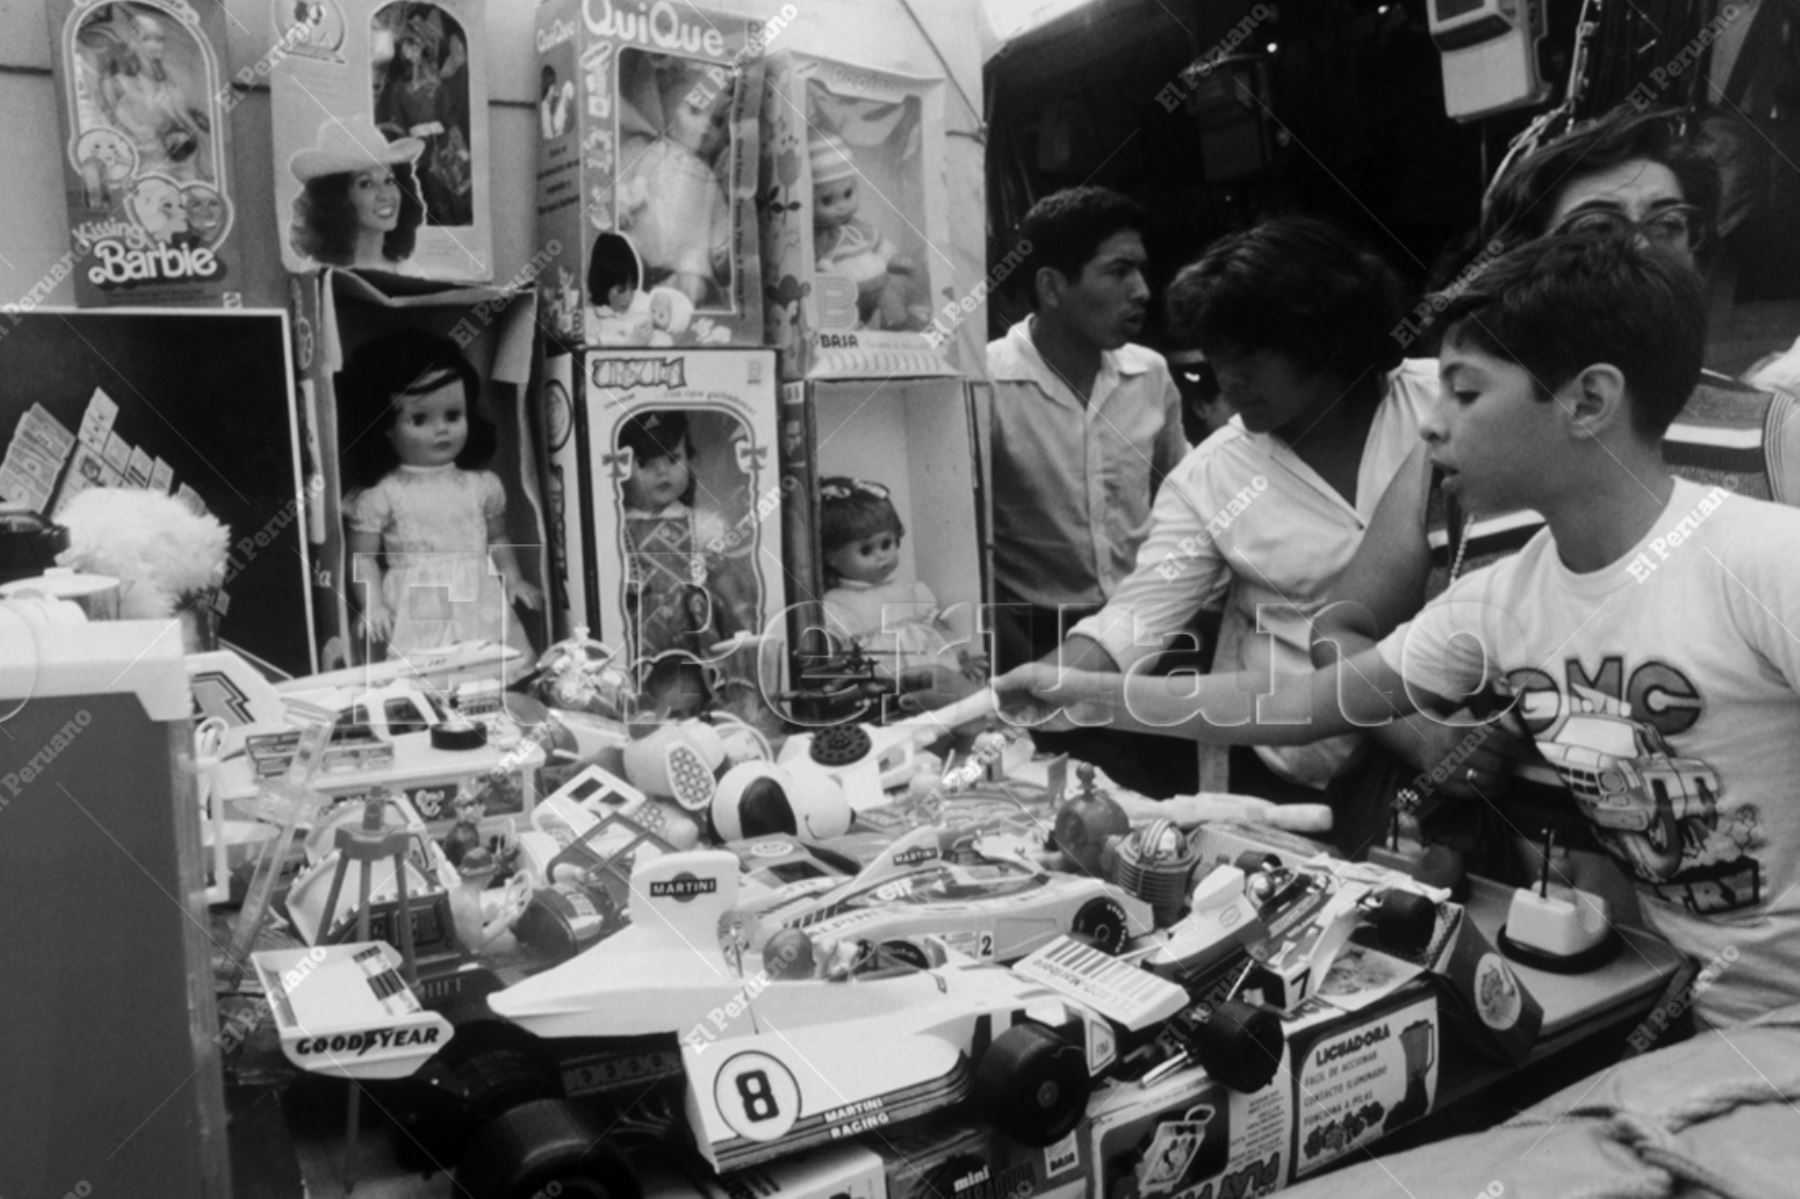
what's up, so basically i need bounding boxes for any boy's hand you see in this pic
[1405,712,1531,801]
[991,664,1116,732]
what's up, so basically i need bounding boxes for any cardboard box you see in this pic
[292,270,545,670]
[778,377,985,714]
[877,1118,1085,1199]
[45,0,242,307]
[534,0,768,349]
[547,347,784,681]
[270,0,493,281]
[760,51,958,379]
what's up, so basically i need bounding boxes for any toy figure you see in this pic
[645,286,694,346]
[819,477,981,707]
[449,847,529,954]
[617,55,732,307]
[288,114,426,270]
[616,410,751,663]
[586,232,654,346]
[177,181,226,248]
[809,133,914,330]
[341,329,541,661]
[93,7,211,184]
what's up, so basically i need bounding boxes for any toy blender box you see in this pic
[269,0,493,282]
[777,377,987,714]
[873,1118,1085,1199]
[45,0,241,307]
[548,346,784,681]
[534,0,767,350]
[291,269,546,672]
[760,51,959,380]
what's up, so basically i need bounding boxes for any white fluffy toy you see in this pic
[56,487,230,618]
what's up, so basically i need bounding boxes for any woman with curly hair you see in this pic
[287,114,426,270]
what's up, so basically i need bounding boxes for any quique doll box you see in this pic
[535,0,767,351]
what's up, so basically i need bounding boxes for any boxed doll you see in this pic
[548,347,783,684]
[44,0,242,307]
[534,0,768,349]
[760,52,958,380]
[292,270,545,671]
[269,0,493,282]
[779,377,985,716]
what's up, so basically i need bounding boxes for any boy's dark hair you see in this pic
[1017,186,1145,309]
[587,232,642,306]
[1437,233,1706,439]
[818,477,904,563]
[1482,105,1720,250]
[338,328,494,491]
[1165,216,1408,407]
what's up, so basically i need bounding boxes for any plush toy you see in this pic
[56,486,229,624]
[809,133,914,330]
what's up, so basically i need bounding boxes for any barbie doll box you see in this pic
[534,0,768,350]
[46,0,242,307]
[551,346,784,674]
[759,52,959,380]
[269,0,493,282]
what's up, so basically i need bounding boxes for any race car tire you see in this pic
[1070,897,1129,955]
[1190,999,1285,1093]
[456,1098,641,1199]
[1371,890,1437,958]
[391,1035,560,1170]
[975,1022,1090,1145]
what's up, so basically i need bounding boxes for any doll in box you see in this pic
[617,410,753,663]
[819,477,982,708]
[340,329,541,661]
[809,133,915,330]
[586,232,654,346]
[617,55,732,308]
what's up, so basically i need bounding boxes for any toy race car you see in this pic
[298,848,1118,1197]
[759,824,1156,965]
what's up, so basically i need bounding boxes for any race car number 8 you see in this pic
[714,1051,800,1141]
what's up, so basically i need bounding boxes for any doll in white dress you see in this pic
[342,330,541,662]
[819,477,982,709]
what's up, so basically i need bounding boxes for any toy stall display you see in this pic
[534,0,766,349]
[44,0,240,308]
[290,269,546,671]
[759,52,957,380]
[779,377,985,716]
[546,346,783,685]
[270,0,493,282]
[0,307,314,672]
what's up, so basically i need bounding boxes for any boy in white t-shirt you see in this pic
[998,234,1800,1026]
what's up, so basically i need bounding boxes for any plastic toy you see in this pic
[709,760,851,842]
[759,823,1156,965]
[1498,827,1617,972]
[1051,762,1132,878]
[529,625,636,720]
[810,133,913,329]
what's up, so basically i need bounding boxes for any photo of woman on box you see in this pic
[339,329,540,663]
[287,113,426,270]
[819,477,982,711]
[74,2,213,185]
[616,51,733,308]
[614,409,757,667]
[371,4,473,227]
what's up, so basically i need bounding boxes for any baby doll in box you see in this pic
[809,133,919,331]
[818,477,983,712]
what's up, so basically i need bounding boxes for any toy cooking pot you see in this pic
[0,508,70,587]
[0,566,121,621]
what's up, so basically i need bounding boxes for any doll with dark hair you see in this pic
[587,232,653,345]
[615,409,749,662]
[340,329,540,658]
[288,114,427,269]
[819,476,980,706]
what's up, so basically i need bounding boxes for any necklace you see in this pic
[1447,511,1472,584]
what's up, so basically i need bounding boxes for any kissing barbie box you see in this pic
[534,0,767,351]
[45,0,241,307]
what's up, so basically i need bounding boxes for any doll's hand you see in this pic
[509,578,544,611]
[956,647,991,684]
[361,602,394,644]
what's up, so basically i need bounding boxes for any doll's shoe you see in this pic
[665,742,717,813]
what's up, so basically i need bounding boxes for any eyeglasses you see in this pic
[1549,204,1705,251]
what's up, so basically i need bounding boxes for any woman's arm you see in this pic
[1310,441,1434,667]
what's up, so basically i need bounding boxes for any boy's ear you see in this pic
[1561,363,1629,440]
[1034,266,1066,311]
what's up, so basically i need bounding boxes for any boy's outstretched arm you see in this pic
[992,646,1430,745]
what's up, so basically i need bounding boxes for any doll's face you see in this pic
[386,377,469,468]
[667,88,729,159]
[650,291,673,329]
[605,282,635,314]
[184,190,224,239]
[826,527,900,584]
[351,168,402,233]
[624,442,690,511]
[133,16,167,64]
[815,177,858,228]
